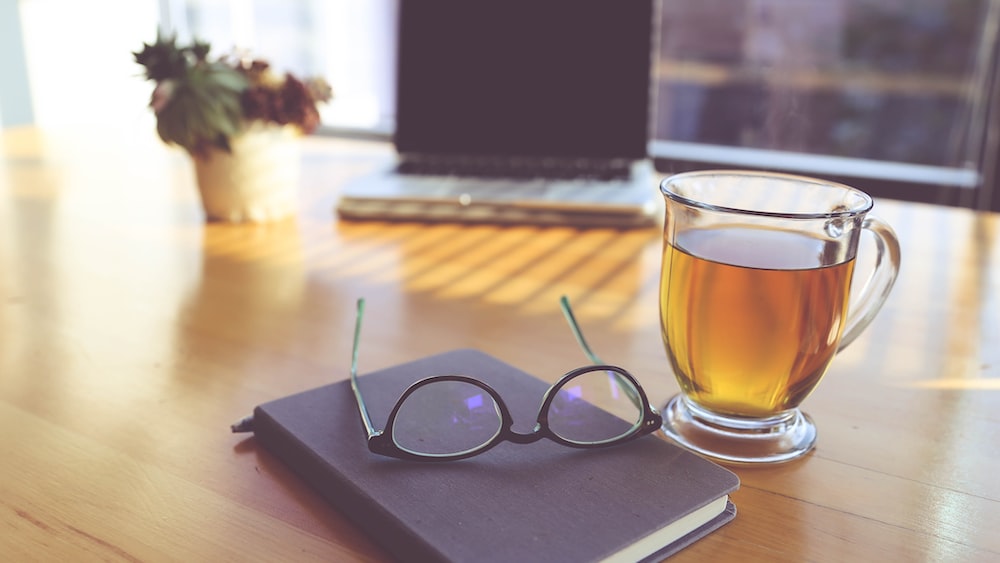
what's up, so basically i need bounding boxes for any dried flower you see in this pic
[133,33,332,157]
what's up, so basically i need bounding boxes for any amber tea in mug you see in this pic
[662,226,854,417]
[658,171,900,464]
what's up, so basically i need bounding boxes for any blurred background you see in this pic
[2,0,997,210]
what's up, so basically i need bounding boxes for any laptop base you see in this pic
[335,161,662,229]
[336,197,660,229]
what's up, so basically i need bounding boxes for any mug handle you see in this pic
[838,216,902,352]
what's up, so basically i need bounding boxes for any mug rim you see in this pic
[660,169,874,219]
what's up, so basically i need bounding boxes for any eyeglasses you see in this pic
[350,296,663,461]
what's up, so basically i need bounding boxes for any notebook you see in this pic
[234,348,739,562]
[335,0,661,229]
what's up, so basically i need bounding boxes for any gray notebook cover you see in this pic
[244,349,739,562]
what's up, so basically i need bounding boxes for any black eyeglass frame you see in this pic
[349,298,663,462]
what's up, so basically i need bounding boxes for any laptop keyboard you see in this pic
[396,156,632,182]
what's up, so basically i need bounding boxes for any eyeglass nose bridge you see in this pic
[506,426,545,445]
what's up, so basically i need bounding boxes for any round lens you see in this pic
[547,368,643,444]
[392,380,503,456]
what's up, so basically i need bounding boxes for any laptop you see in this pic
[335,0,660,229]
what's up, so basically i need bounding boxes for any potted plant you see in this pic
[133,33,332,222]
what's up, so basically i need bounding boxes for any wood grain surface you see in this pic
[1,127,997,561]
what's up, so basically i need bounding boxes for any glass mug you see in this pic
[658,170,900,464]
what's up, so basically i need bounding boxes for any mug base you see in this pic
[660,394,816,465]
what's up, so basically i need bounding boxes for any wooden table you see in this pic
[1,126,997,561]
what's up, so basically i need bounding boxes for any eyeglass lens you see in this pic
[548,368,643,444]
[392,380,504,456]
[389,368,645,456]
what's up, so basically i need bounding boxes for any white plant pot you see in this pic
[192,122,301,222]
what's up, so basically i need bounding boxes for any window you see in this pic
[8,0,997,210]
[9,0,159,129]
[651,0,1000,210]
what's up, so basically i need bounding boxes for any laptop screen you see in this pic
[394,0,654,161]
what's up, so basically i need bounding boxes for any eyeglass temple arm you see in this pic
[559,295,644,411]
[559,295,604,365]
[350,298,379,438]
